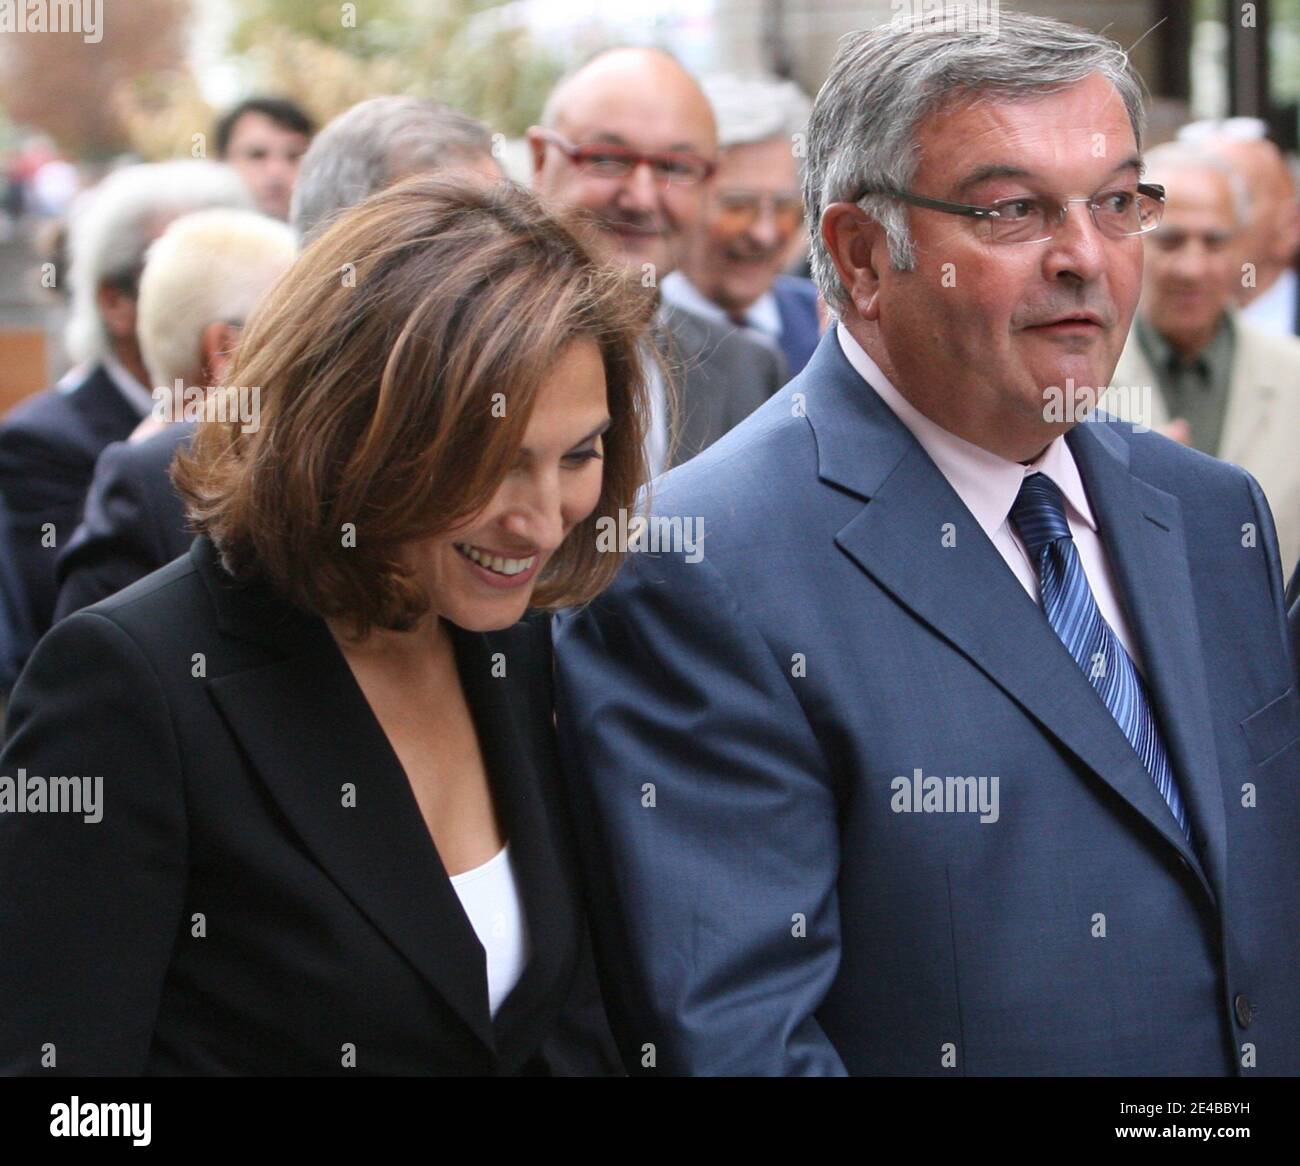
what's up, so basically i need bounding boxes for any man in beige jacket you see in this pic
[1103,142,1300,572]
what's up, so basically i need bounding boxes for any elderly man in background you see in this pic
[555,11,1300,1075]
[528,48,784,474]
[1178,122,1300,338]
[52,209,296,621]
[1104,142,1300,571]
[215,96,315,221]
[0,160,251,651]
[43,97,501,626]
[663,75,821,377]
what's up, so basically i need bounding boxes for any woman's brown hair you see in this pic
[174,173,651,633]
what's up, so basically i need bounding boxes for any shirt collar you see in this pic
[660,271,782,340]
[100,353,154,419]
[835,322,1097,539]
[1134,309,1234,379]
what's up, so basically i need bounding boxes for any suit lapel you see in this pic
[1068,422,1228,900]
[801,336,1210,882]
[196,543,496,1052]
[450,622,574,1047]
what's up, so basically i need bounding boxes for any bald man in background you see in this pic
[528,48,784,474]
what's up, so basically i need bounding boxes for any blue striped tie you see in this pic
[1010,473,1191,840]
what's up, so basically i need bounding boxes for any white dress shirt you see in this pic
[101,353,154,419]
[836,323,1146,672]
[661,270,783,353]
[1240,267,1298,338]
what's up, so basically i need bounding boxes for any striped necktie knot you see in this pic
[1010,472,1073,559]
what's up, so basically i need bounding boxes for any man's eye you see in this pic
[1097,191,1134,214]
[586,152,629,171]
[655,158,694,177]
[995,199,1038,221]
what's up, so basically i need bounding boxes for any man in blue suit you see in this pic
[663,75,821,378]
[554,11,1300,1076]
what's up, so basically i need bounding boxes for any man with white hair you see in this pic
[663,75,822,376]
[1104,141,1300,569]
[1181,119,1300,337]
[0,160,250,646]
[53,209,296,619]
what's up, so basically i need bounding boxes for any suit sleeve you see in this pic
[0,611,188,1074]
[553,550,847,1076]
[54,442,166,621]
[0,423,91,635]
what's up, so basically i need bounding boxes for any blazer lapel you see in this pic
[450,621,575,1049]
[801,336,1209,882]
[195,542,496,1052]
[1068,422,1228,900]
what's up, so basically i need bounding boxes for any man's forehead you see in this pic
[553,83,714,152]
[915,76,1136,184]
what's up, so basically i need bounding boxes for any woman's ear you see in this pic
[820,203,884,321]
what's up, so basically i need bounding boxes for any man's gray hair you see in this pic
[291,96,497,244]
[1141,142,1252,229]
[700,74,811,152]
[65,160,252,367]
[804,10,1147,315]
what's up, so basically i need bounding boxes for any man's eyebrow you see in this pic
[953,155,1145,196]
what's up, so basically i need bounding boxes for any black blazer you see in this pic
[0,536,620,1075]
[0,363,143,640]
[54,423,195,622]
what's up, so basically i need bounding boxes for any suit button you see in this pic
[1234,994,1254,1028]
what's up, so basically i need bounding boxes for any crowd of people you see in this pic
[0,9,1298,1076]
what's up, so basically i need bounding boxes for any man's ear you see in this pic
[821,203,884,321]
[200,321,241,384]
[96,283,137,341]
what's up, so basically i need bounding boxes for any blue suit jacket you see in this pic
[554,331,1300,1076]
[771,275,820,378]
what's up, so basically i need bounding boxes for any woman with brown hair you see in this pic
[0,174,650,1075]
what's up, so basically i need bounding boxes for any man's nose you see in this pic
[1041,201,1107,282]
[618,160,661,211]
[747,204,783,250]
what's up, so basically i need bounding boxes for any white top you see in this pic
[448,842,530,1018]
[836,323,1145,672]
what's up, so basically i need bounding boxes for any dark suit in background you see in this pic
[54,423,194,621]
[0,364,143,639]
[555,333,1300,1075]
[0,536,619,1075]
[659,303,784,469]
